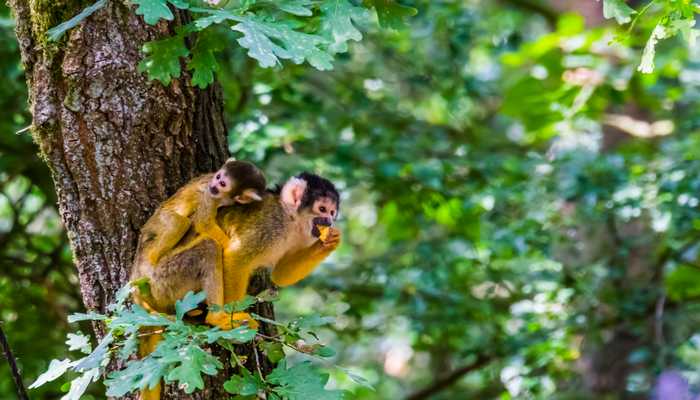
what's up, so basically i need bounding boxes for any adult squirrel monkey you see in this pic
[136,159,266,266]
[130,172,339,400]
[208,171,341,329]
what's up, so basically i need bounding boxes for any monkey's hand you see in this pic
[198,223,230,249]
[319,227,341,251]
[271,228,341,287]
[206,311,259,330]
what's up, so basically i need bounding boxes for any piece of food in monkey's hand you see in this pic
[316,225,331,242]
[311,217,332,240]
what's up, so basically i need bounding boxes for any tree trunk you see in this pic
[8,1,274,398]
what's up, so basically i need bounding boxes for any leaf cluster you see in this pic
[28,287,357,399]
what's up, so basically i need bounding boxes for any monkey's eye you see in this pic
[216,173,221,179]
[330,210,335,216]
[219,180,226,187]
[319,206,327,213]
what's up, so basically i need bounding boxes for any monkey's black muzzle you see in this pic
[311,217,332,238]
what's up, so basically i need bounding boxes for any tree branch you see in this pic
[0,322,29,400]
[405,354,493,400]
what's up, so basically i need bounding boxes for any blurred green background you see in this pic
[5,0,700,399]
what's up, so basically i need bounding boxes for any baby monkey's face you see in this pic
[208,169,232,198]
[208,160,266,203]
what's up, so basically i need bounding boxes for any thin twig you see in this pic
[0,322,29,400]
[136,329,165,338]
[252,342,265,381]
[655,293,667,364]
[405,355,493,400]
[230,350,246,370]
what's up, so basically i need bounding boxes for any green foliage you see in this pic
[666,265,700,301]
[175,290,207,320]
[364,0,417,29]
[46,0,417,87]
[138,32,190,85]
[27,287,355,399]
[233,16,333,70]
[267,360,344,400]
[602,0,700,73]
[602,0,636,24]
[224,368,265,396]
[132,0,188,25]
[188,28,223,88]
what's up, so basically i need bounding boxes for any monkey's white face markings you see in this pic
[209,169,233,198]
[313,197,338,222]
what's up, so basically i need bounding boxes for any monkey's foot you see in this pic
[206,311,259,330]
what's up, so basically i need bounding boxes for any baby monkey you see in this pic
[136,159,266,267]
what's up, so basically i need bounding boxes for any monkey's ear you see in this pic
[280,177,307,209]
[234,189,263,204]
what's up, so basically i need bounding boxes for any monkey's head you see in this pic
[280,172,340,235]
[209,159,266,204]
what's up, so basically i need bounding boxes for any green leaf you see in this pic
[268,360,344,400]
[29,359,75,389]
[67,311,107,323]
[336,367,374,390]
[118,333,139,361]
[255,288,279,302]
[276,0,315,16]
[62,368,100,400]
[73,332,113,372]
[638,23,669,74]
[602,0,636,25]
[671,18,700,47]
[110,304,172,327]
[364,0,417,29]
[666,265,700,301]
[165,344,223,393]
[192,8,241,30]
[233,16,333,70]
[108,283,133,312]
[205,326,257,343]
[105,357,168,396]
[320,0,369,53]
[188,29,224,88]
[47,0,108,41]
[291,314,335,330]
[169,0,190,9]
[138,34,190,85]
[251,313,287,327]
[223,369,264,395]
[261,341,285,363]
[133,0,174,25]
[66,332,92,354]
[222,295,256,313]
[314,345,336,358]
[132,277,152,298]
[175,291,207,320]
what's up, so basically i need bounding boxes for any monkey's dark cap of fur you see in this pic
[296,171,340,210]
[224,160,266,192]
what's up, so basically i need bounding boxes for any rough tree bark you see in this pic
[8,1,275,398]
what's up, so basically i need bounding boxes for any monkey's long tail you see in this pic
[138,327,163,400]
